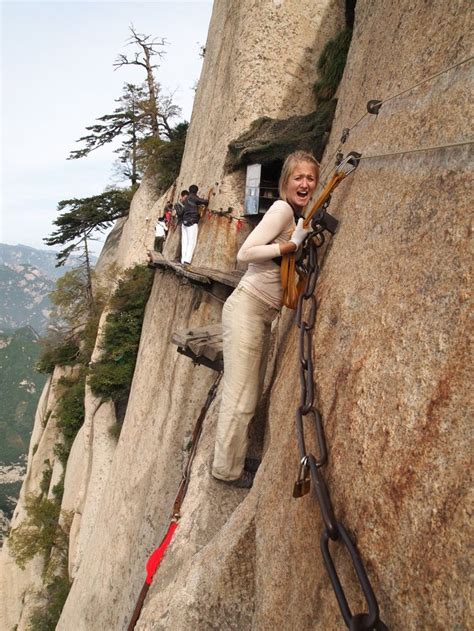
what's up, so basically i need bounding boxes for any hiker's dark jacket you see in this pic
[182,193,209,226]
[174,201,185,224]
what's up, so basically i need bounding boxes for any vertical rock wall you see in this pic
[165,0,345,271]
[0,367,77,630]
[3,0,471,629]
[137,1,472,629]
[57,0,346,628]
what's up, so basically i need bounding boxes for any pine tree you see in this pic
[113,26,168,139]
[69,83,148,186]
[44,189,132,313]
[69,27,182,187]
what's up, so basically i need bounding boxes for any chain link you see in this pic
[294,231,388,630]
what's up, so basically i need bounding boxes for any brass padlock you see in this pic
[293,457,311,498]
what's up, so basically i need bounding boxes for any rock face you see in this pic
[163,0,345,271]
[0,367,74,630]
[3,0,472,629]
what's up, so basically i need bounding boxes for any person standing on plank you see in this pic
[174,189,189,226]
[212,151,319,488]
[154,216,168,252]
[181,184,209,265]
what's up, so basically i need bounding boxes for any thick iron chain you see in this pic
[294,229,388,631]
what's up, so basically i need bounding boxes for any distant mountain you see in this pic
[0,326,46,464]
[0,263,55,333]
[0,246,98,534]
[0,243,97,334]
[0,326,47,524]
[0,243,96,280]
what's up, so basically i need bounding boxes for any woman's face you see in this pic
[285,161,318,211]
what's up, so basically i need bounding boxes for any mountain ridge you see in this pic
[0,243,97,280]
[0,243,97,334]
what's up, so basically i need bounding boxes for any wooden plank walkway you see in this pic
[148,252,241,369]
[148,251,243,288]
[171,323,223,371]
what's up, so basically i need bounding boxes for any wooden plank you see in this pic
[172,323,222,344]
[148,251,211,284]
[172,324,223,362]
[176,346,223,372]
[190,265,243,288]
[148,251,243,288]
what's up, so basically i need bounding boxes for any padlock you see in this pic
[293,457,311,498]
[293,477,311,498]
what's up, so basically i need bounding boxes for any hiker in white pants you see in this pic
[180,184,209,264]
[212,151,319,488]
[181,222,199,265]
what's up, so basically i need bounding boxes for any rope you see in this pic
[126,522,178,631]
[172,372,222,519]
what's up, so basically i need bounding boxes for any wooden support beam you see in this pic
[171,324,223,372]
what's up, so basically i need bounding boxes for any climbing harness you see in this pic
[281,152,360,309]
[291,182,388,630]
[127,372,222,630]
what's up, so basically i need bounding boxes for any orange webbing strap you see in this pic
[127,521,178,631]
[281,171,347,309]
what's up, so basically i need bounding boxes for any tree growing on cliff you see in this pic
[114,26,174,139]
[144,120,189,191]
[44,188,132,315]
[69,83,148,186]
[69,26,184,187]
[8,493,67,570]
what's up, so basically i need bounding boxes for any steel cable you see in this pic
[318,54,474,183]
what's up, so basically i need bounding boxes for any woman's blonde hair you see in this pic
[278,150,320,199]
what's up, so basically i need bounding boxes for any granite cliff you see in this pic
[1,1,471,629]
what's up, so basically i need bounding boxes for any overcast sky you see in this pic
[0,0,213,255]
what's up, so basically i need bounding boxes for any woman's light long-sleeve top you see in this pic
[237,200,295,309]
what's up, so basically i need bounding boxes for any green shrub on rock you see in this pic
[36,340,80,374]
[89,265,153,402]
[28,573,71,631]
[8,494,61,570]
[313,28,353,102]
[53,373,86,466]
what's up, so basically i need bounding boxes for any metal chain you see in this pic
[293,223,388,630]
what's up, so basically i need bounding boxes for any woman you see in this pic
[212,151,319,487]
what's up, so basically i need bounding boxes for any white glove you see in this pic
[290,218,310,248]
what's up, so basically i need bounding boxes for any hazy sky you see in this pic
[0,0,213,254]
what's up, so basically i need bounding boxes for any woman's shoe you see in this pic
[227,469,254,488]
[244,457,261,473]
[212,469,254,488]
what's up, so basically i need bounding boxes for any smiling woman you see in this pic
[211,151,319,488]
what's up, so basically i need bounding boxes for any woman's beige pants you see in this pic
[212,286,278,481]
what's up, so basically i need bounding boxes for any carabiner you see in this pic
[335,151,362,177]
